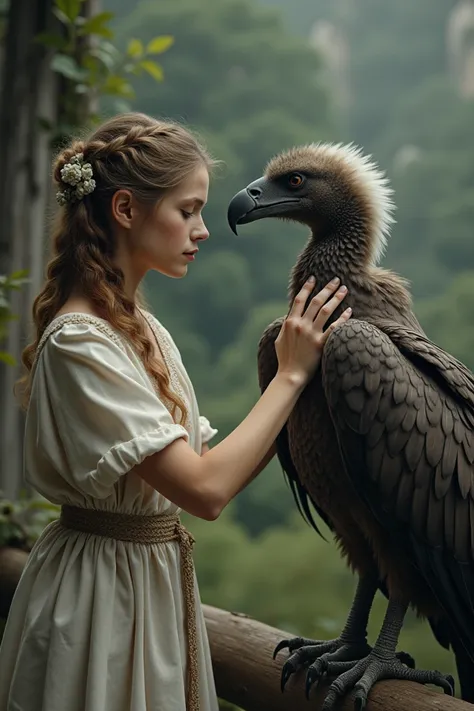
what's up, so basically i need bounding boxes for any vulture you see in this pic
[227,143,474,710]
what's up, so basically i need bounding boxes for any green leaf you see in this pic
[26,500,61,512]
[55,0,82,23]
[138,59,164,82]
[8,281,29,291]
[79,11,114,39]
[89,42,120,71]
[9,269,29,280]
[127,38,144,58]
[51,53,88,82]
[52,8,71,26]
[146,35,174,55]
[35,31,69,50]
[103,74,135,98]
[0,351,15,366]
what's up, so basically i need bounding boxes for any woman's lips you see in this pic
[184,251,197,261]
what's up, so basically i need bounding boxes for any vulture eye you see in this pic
[288,173,305,188]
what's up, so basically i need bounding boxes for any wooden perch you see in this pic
[203,604,471,711]
[0,551,471,710]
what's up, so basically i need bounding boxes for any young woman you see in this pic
[0,112,351,711]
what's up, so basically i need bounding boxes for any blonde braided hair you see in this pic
[16,113,217,422]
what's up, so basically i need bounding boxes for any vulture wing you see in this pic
[322,318,474,662]
[258,318,331,535]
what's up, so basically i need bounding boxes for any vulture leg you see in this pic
[276,575,415,693]
[316,598,455,711]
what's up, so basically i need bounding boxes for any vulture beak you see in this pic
[227,176,301,235]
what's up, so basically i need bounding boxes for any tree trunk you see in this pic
[203,604,471,711]
[0,0,58,498]
[0,0,100,498]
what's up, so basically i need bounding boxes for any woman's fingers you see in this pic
[287,276,317,319]
[321,307,352,343]
[304,281,346,323]
[312,285,348,329]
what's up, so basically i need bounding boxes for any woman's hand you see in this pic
[275,276,351,387]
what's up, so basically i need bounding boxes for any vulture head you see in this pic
[227,143,396,283]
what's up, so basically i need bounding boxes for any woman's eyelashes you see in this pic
[181,209,194,220]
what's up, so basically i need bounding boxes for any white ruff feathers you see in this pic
[279,142,396,265]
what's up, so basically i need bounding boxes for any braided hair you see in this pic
[17,113,216,422]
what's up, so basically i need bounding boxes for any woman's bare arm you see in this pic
[136,373,302,519]
[135,277,351,520]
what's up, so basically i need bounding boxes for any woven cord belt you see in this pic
[60,506,200,711]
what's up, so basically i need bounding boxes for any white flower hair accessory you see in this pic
[56,152,96,205]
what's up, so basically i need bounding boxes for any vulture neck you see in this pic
[289,225,373,300]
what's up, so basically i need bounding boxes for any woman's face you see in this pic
[116,164,210,285]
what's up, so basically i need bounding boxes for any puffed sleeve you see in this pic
[27,323,189,499]
[199,415,218,445]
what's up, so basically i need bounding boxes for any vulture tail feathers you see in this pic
[451,634,474,702]
[276,426,329,541]
[428,614,474,702]
[412,539,474,668]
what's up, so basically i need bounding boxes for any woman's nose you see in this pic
[193,220,209,242]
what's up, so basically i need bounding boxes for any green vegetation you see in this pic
[0,271,29,365]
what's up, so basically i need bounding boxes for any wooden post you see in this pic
[203,604,471,711]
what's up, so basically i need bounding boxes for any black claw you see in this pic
[305,667,320,699]
[280,663,294,692]
[444,675,455,696]
[273,639,290,660]
[354,692,367,711]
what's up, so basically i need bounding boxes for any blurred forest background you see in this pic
[103,0,474,686]
[3,0,474,703]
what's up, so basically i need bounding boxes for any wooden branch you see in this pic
[203,604,470,711]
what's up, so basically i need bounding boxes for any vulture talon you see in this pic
[305,656,332,698]
[319,650,455,710]
[280,663,294,692]
[273,639,289,660]
[273,636,315,659]
[353,690,367,711]
[305,665,323,699]
[279,643,333,692]
[395,650,415,668]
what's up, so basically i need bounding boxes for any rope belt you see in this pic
[60,505,200,711]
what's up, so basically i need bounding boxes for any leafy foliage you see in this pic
[36,0,174,140]
[0,494,60,549]
[0,271,29,365]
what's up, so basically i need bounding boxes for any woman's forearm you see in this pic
[235,442,277,494]
[201,372,302,507]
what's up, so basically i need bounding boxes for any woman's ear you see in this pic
[110,189,134,230]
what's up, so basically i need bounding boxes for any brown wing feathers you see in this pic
[257,318,331,536]
[322,318,474,658]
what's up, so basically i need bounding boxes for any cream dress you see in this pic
[0,311,220,711]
